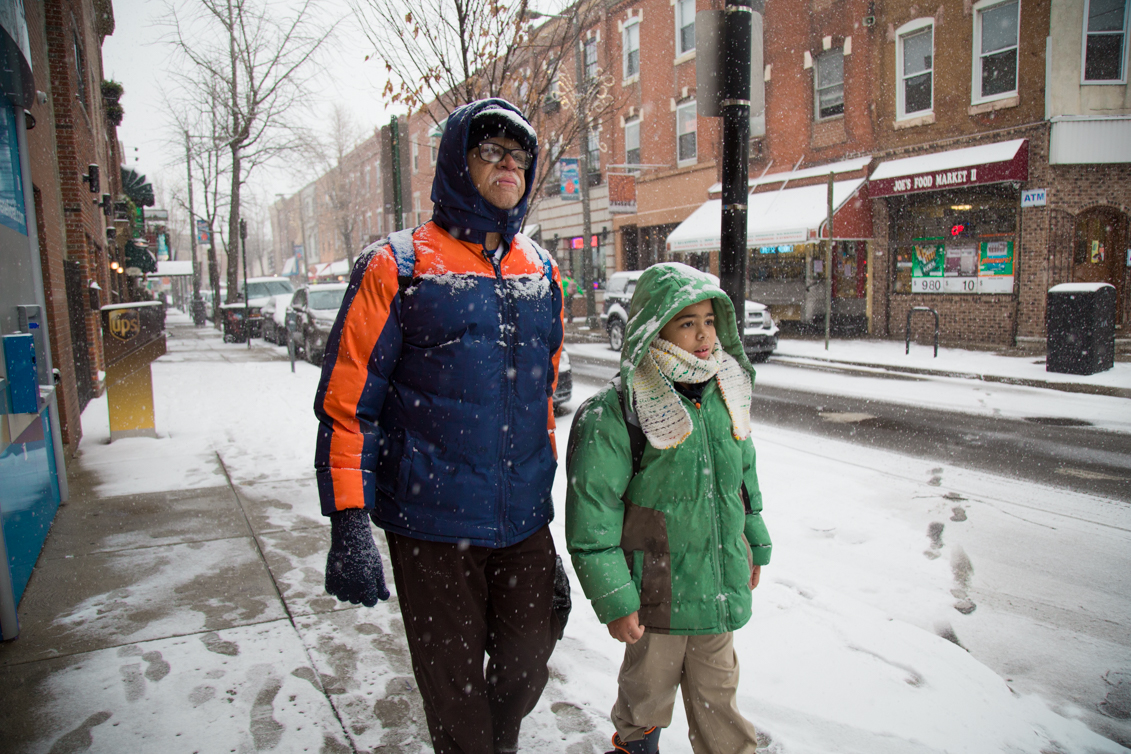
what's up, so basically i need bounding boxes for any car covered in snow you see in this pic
[601,269,778,360]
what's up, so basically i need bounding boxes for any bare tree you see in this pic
[165,82,232,322]
[164,0,332,302]
[305,104,363,269]
[351,0,621,203]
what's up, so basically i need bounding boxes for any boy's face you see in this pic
[659,299,716,359]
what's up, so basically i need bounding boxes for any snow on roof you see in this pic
[668,179,866,252]
[708,156,872,195]
[156,261,194,276]
[870,139,1027,181]
[1049,282,1116,293]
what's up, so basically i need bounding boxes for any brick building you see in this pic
[23,0,121,449]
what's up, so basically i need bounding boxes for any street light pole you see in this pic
[241,217,249,349]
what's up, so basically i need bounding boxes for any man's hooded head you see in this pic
[430,99,539,247]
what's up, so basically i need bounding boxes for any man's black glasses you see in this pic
[473,142,533,170]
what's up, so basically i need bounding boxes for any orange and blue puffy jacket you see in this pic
[314,99,564,548]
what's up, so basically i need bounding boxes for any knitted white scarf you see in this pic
[631,337,753,449]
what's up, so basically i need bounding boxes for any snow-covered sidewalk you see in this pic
[0,312,1127,753]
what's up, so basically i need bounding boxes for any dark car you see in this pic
[260,292,294,345]
[286,283,348,365]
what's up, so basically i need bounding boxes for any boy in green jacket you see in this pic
[566,263,771,754]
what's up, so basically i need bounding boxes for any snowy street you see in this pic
[1,310,1129,753]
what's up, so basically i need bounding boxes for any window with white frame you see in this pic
[815,49,844,119]
[974,0,1019,100]
[624,20,641,79]
[1083,0,1129,82]
[676,0,696,56]
[413,193,422,225]
[897,20,934,118]
[430,136,438,165]
[585,38,599,80]
[412,139,419,172]
[625,118,641,166]
[677,100,697,163]
[588,128,601,168]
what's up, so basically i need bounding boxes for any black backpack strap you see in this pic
[612,376,647,476]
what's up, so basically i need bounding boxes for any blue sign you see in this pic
[0,104,27,235]
[560,158,580,201]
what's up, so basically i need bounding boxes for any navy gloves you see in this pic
[325,509,391,606]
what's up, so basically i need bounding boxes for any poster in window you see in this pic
[977,240,1014,293]
[910,244,944,292]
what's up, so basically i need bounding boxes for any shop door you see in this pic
[63,260,93,409]
[1073,207,1128,325]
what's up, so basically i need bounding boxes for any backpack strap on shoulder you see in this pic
[611,376,647,476]
[520,234,556,283]
[387,228,416,292]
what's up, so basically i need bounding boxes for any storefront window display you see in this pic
[890,186,1017,294]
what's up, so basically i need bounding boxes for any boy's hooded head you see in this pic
[620,263,755,407]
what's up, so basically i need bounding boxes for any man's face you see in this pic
[467,137,527,210]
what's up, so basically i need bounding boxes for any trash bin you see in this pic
[1046,283,1116,375]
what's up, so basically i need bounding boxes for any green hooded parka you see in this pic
[565,263,771,635]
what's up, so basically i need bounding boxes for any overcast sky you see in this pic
[102,0,396,204]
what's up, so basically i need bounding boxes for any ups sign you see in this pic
[101,302,166,368]
[108,309,141,342]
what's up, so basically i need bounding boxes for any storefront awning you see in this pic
[869,139,1028,197]
[666,179,867,253]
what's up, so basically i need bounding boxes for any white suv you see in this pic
[600,269,778,361]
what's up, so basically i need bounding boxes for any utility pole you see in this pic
[390,116,404,231]
[824,172,833,350]
[718,0,752,333]
[185,131,206,326]
[574,24,598,328]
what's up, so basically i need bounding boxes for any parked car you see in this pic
[601,268,778,361]
[260,292,294,345]
[287,283,349,365]
[553,347,572,414]
[600,270,642,351]
[239,277,294,338]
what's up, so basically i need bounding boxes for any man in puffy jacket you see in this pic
[314,98,565,754]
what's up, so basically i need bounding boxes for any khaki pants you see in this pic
[612,632,758,754]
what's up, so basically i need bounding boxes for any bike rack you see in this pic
[906,306,939,357]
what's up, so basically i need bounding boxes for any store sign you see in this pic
[608,173,637,214]
[910,241,1013,294]
[1021,189,1047,207]
[870,146,1029,198]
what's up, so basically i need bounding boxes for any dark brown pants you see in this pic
[386,526,559,754]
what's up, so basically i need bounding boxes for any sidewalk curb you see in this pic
[772,354,1131,400]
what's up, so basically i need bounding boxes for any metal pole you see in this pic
[390,116,404,231]
[825,172,833,350]
[719,0,752,333]
[241,218,249,348]
[186,132,205,326]
[574,23,598,329]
